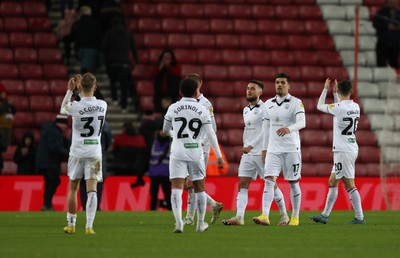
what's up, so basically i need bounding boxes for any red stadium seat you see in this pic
[356,131,378,146]
[363,0,385,6]
[23,2,46,17]
[204,4,228,18]
[147,48,163,63]
[142,33,167,48]
[180,4,204,18]
[264,35,287,50]
[221,113,243,129]
[125,18,137,33]
[302,130,328,146]
[305,114,322,129]
[8,95,29,111]
[132,64,153,80]
[233,19,257,34]
[29,95,54,112]
[49,79,68,95]
[2,145,17,161]
[232,81,246,96]
[136,80,154,96]
[222,49,246,65]
[0,2,22,17]
[325,67,348,81]
[139,96,154,112]
[357,116,370,130]
[227,129,243,146]
[197,49,221,64]
[138,18,161,32]
[365,163,380,177]
[12,128,39,145]
[216,130,229,146]
[43,64,67,79]
[0,48,13,63]
[2,161,17,175]
[203,65,228,80]
[34,111,57,127]
[167,34,191,48]
[245,50,269,65]
[214,113,222,128]
[301,98,317,114]
[185,19,209,33]
[28,17,52,32]
[318,51,342,66]
[309,146,332,162]
[215,97,242,113]
[53,95,65,110]
[156,3,180,18]
[239,35,264,49]
[174,49,197,64]
[14,48,37,63]
[25,79,50,95]
[19,64,43,79]
[13,111,35,128]
[4,17,27,32]
[228,4,251,18]
[307,81,324,97]
[0,18,3,31]
[299,6,322,20]
[270,51,295,66]
[181,64,203,77]
[0,33,9,47]
[9,32,33,47]
[33,33,57,48]
[191,34,215,48]
[294,51,318,66]
[137,51,150,64]
[288,35,312,50]
[321,114,333,129]
[228,65,252,80]
[252,5,275,19]
[277,66,302,81]
[223,146,240,163]
[215,34,239,48]
[252,66,277,81]
[270,0,292,4]
[227,162,239,177]
[0,64,18,79]
[301,66,325,81]
[133,3,156,17]
[304,20,329,35]
[1,80,24,95]
[257,20,281,34]
[311,36,335,50]
[210,19,233,33]
[290,82,307,97]
[359,146,380,163]
[293,0,316,4]
[162,18,185,33]
[207,81,234,97]
[281,20,304,34]
[276,6,299,19]
[37,48,62,63]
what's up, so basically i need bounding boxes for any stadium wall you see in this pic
[0,176,387,211]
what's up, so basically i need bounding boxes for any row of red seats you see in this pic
[1,79,67,96]
[0,32,58,48]
[129,0,316,4]
[8,95,64,113]
[133,18,328,34]
[0,48,62,63]
[0,1,46,17]
[124,3,321,19]
[133,64,348,81]
[0,63,67,79]
[13,111,59,128]
[139,49,342,66]
[136,33,335,50]
[0,17,52,32]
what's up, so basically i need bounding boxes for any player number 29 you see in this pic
[175,117,202,139]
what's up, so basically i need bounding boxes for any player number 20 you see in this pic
[342,117,358,135]
[175,117,202,139]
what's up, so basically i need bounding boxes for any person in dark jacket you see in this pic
[373,0,400,68]
[13,131,37,175]
[101,16,138,112]
[70,5,103,73]
[36,115,69,211]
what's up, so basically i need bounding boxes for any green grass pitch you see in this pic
[0,211,398,258]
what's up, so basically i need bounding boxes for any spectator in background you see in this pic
[13,131,37,175]
[113,121,147,182]
[36,115,70,211]
[149,119,172,211]
[373,0,400,68]
[70,5,103,74]
[101,16,138,113]
[0,134,7,174]
[79,120,112,211]
[56,8,77,65]
[99,0,124,32]
[60,0,74,18]
[151,49,181,113]
[0,83,16,147]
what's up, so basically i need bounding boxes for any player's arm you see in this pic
[262,118,270,162]
[60,75,80,115]
[162,118,173,136]
[277,101,306,137]
[317,78,337,114]
[204,124,224,168]
[333,80,340,103]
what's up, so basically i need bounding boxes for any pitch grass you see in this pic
[0,211,398,258]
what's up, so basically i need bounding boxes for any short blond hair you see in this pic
[80,73,96,92]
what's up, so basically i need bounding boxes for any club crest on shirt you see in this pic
[285,104,290,110]
[254,109,259,114]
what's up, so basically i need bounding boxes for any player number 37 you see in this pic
[80,116,105,137]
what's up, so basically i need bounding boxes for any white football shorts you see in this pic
[333,152,358,179]
[68,156,103,182]
[238,154,265,180]
[170,158,206,182]
[264,152,302,181]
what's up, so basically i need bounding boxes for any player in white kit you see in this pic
[163,78,224,233]
[221,80,289,226]
[183,74,223,226]
[261,73,305,226]
[309,79,365,224]
[61,73,108,234]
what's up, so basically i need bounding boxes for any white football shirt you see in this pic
[264,94,305,153]
[325,100,360,153]
[164,97,211,161]
[197,93,217,148]
[243,100,265,155]
[61,93,108,158]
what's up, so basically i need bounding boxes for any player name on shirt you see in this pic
[78,105,106,115]
[173,104,203,115]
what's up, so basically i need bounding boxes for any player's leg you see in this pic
[170,158,186,233]
[184,178,195,225]
[64,179,80,234]
[192,179,208,232]
[283,152,302,226]
[85,178,98,234]
[274,184,289,225]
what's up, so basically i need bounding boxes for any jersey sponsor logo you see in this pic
[348,138,356,143]
[84,139,99,145]
[209,107,213,114]
[268,106,273,109]
[184,143,199,148]
[347,110,360,116]
[329,104,335,109]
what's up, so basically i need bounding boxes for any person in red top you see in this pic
[113,121,147,183]
[151,49,182,113]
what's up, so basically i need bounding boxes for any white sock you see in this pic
[67,212,77,227]
[85,191,97,229]
[236,188,248,218]
[195,191,207,228]
[171,188,183,229]
[322,187,338,217]
[186,188,195,219]
[262,180,275,217]
[348,188,364,220]
[274,187,287,216]
[290,182,301,218]
[206,193,217,207]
